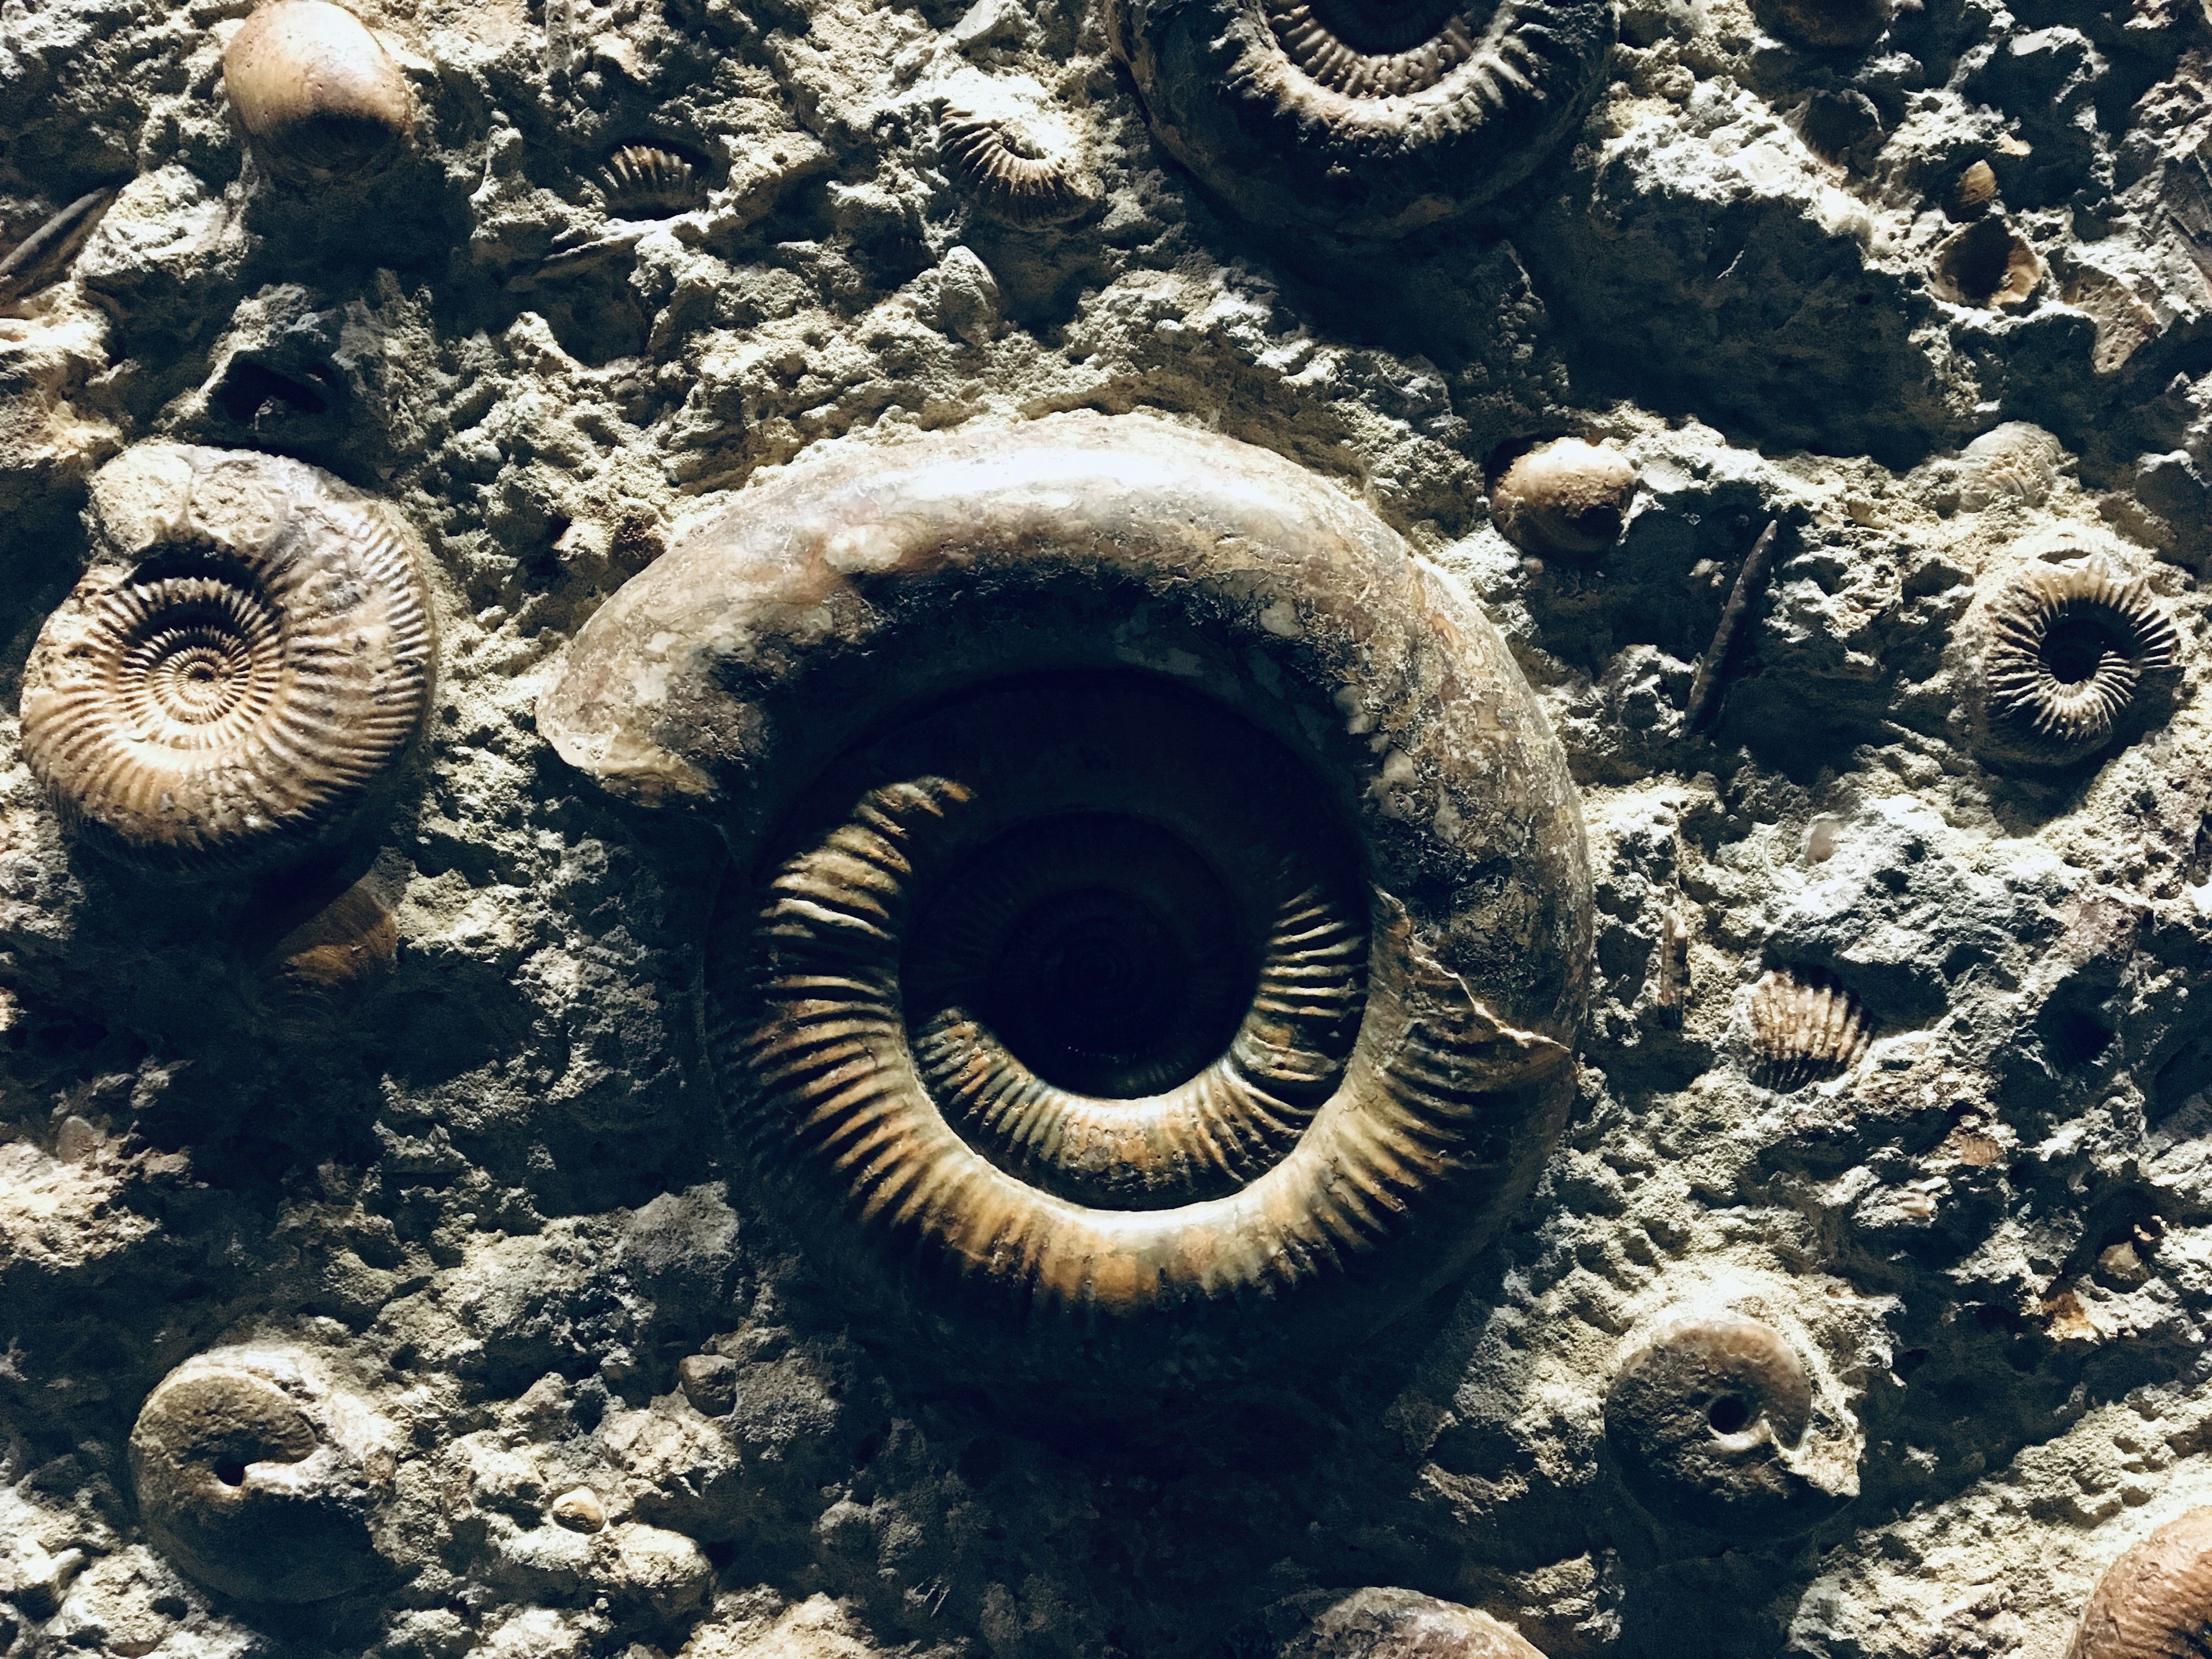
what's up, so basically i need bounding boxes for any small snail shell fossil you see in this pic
[1492,438,1637,557]
[1959,421,2063,511]
[130,1346,397,1603]
[1970,559,2180,770]
[2070,1508,2212,1659]
[1748,968,1872,1088]
[19,446,434,866]
[941,108,1096,228]
[223,0,415,183]
[540,414,1592,1387]
[1750,0,1894,49]
[1605,1314,1844,1539]
[600,145,704,218]
[1105,0,1616,238]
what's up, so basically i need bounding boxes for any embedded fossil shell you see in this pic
[540,414,1593,1385]
[941,108,1095,228]
[1750,0,1893,49]
[1933,217,2041,309]
[1604,1315,1844,1538]
[251,871,400,1030]
[1748,967,1872,1088]
[223,0,415,183]
[550,1488,608,1533]
[1971,559,2181,770]
[18,446,434,865]
[1105,0,1616,238]
[1946,160,1999,220]
[1270,1587,1549,1659]
[2069,1508,2212,1659]
[1492,437,1637,557]
[0,188,118,309]
[600,145,704,218]
[1959,421,2063,511]
[130,1346,397,1603]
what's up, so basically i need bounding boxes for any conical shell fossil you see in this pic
[1493,437,1637,557]
[1972,559,2180,769]
[539,413,1592,1387]
[1105,0,1616,238]
[941,108,1095,228]
[0,189,118,309]
[1749,967,1872,1087]
[223,0,415,183]
[600,145,704,218]
[19,446,433,865]
[2069,1507,2212,1659]
[1959,422,2063,510]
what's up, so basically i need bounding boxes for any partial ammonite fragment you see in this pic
[1749,968,1872,1088]
[2070,1508,2212,1659]
[223,0,415,183]
[941,107,1097,227]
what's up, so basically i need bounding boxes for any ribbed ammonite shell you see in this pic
[1105,0,1615,238]
[941,108,1096,228]
[2070,1508,2212,1659]
[601,145,704,218]
[1748,967,1871,1088]
[1959,422,2063,511]
[19,446,433,865]
[540,414,1592,1385]
[1968,559,2181,771]
[223,0,415,184]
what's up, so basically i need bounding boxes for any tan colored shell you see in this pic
[941,108,1094,227]
[19,447,433,865]
[252,873,399,1029]
[1974,560,2180,768]
[550,1488,607,1533]
[1750,0,1893,48]
[1749,968,1872,1087]
[1947,160,1999,219]
[223,0,415,183]
[1493,437,1637,557]
[1933,217,2041,308]
[1960,422,2063,510]
[600,145,703,217]
[2069,1508,2212,1659]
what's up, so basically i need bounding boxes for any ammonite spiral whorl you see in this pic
[540,414,1592,1384]
[2069,1508,2212,1659]
[1967,558,2181,771]
[1105,0,1615,238]
[20,446,433,865]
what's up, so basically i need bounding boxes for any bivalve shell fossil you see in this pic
[2069,1507,2212,1659]
[540,413,1592,1387]
[19,446,433,866]
[600,145,704,218]
[1271,1587,1550,1659]
[1105,0,1616,238]
[1749,968,1872,1088]
[223,0,415,183]
[941,107,1096,227]
[1493,438,1637,557]
[1969,559,2181,770]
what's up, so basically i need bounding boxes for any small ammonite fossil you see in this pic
[1749,967,1872,1088]
[130,1346,397,1603]
[223,0,415,184]
[1750,0,1894,50]
[540,414,1593,1387]
[1105,0,1616,238]
[1959,421,2063,511]
[1492,438,1638,558]
[19,446,434,865]
[600,145,704,218]
[2070,1508,2212,1659]
[1969,559,2181,770]
[1605,1314,1847,1539]
[940,107,1096,228]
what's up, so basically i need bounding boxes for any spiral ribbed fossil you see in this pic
[601,145,704,218]
[941,108,1094,227]
[1749,968,1872,1088]
[2069,1508,2212,1659]
[1493,438,1637,558]
[1959,422,2062,511]
[19,447,433,865]
[130,1346,397,1603]
[540,414,1592,1384]
[1105,0,1615,238]
[223,0,415,183]
[1972,560,2180,770]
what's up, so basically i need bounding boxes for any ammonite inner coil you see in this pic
[540,414,1592,1383]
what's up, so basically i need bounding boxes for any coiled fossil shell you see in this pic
[1749,967,1871,1088]
[1969,559,2181,770]
[941,108,1096,228]
[19,446,433,865]
[1959,421,2063,511]
[130,1346,397,1603]
[601,145,704,218]
[1605,1314,1844,1539]
[223,0,415,184]
[540,414,1593,1385]
[1750,0,1893,49]
[1105,0,1616,239]
[1493,438,1637,557]
[2069,1508,2212,1659]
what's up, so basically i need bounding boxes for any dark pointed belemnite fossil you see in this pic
[1492,438,1637,558]
[0,189,118,308]
[2070,1508,2212,1659]
[941,108,1095,227]
[224,0,415,183]
[601,145,704,218]
[1971,559,2180,770]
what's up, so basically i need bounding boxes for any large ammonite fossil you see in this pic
[1105,0,1616,239]
[2070,1507,2212,1659]
[20,446,433,864]
[540,414,1592,1383]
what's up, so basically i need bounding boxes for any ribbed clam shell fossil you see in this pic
[1750,0,1893,49]
[1749,967,1872,1088]
[1106,0,1616,238]
[1959,422,2063,510]
[1493,437,1637,557]
[600,145,704,218]
[2069,1507,2212,1659]
[1971,559,2181,770]
[223,0,415,183]
[19,447,433,865]
[540,414,1592,1387]
[941,108,1094,228]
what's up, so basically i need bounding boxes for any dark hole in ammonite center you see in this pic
[1302,0,1469,56]
[2040,613,2127,685]
[213,1457,249,1487]
[1706,1395,1752,1435]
